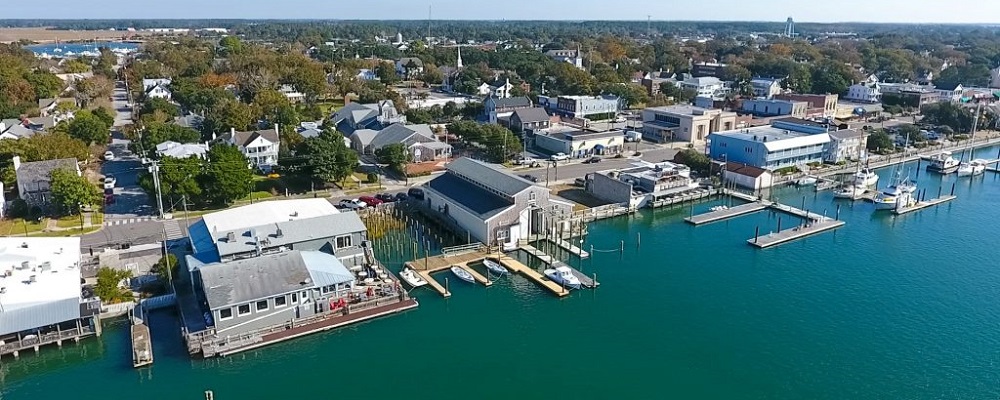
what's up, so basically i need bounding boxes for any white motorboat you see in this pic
[544,266,581,289]
[957,159,987,177]
[399,268,427,288]
[873,171,918,211]
[796,176,818,186]
[853,168,879,187]
[483,259,507,275]
[451,266,475,283]
[833,185,866,199]
[926,151,960,174]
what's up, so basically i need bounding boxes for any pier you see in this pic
[748,219,846,248]
[546,237,590,259]
[893,195,957,215]
[520,244,599,288]
[684,203,768,225]
[405,245,577,297]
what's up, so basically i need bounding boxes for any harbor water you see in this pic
[24,42,139,57]
[3,148,1000,399]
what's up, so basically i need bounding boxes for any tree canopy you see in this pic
[49,167,101,215]
[68,109,111,145]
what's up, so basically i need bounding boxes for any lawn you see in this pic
[239,191,275,202]
[35,226,101,237]
[55,215,84,228]
[0,218,47,236]
[317,99,345,115]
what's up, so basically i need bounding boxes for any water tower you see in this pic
[785,17,795,37]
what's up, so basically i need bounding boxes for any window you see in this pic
[238,304,251,316]
[291,293,298,303]
[274,295,287,307]
[256,300,269,312]
[219,308,233,320]
[336,235,352,249]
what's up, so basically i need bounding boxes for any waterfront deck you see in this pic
[131,322,153,368]
[747,219,846,249]
[520,244,599,288]
[684,202,768,225]
[893,195,957,215]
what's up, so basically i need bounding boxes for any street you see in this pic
[102,82,153,224]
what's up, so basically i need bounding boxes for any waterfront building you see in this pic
[640,105,740,144]
[933,83,964,103]
[773,93,838,118]
[826,129,869,163]
[532,126,624,158]
[740,99,808,118]
[422,157,573,249]
[880,83,937,108]
[0,237,102,359]
[588,160,698,207]
[708,125,830,170]
[722,161,774,190]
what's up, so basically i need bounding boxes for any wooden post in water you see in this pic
[619,240,624,260]
[938,185,942,199]
[836,204,841,221]
[636,232,641,251]
[754,226,760,244]
[950,182,956,196]
[445,277,450,296]
[777,216,782,232]
[593,273,598,289]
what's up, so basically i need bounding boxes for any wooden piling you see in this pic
[754,226,760,244]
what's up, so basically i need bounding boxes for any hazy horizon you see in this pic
[4,0,999,24]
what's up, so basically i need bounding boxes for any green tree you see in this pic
[375,142,410,173]
[659,82,697,104]
[673,149,711,175]
[140,97,180,120]
[867,130,894,153]
[298,129,359,183]
[200,144,253,205]
[897,124,926,142]
[67,110,110,145]
[151,254,178,282]
[219,36,244,56]
[91,106,115,127]
[24,70,64,99]
[95,267,133,304]
[158,156,204,207]
[201,98,259,137]
[75,75,114,107]
[375,62,399,85]
[49,167,101,215]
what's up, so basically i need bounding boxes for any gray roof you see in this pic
[828,129,866,140]
[299,128,322,139]
[214,212,367,258]
[512,107,550,124]
[3,124,37,139]
[231,128,279,147]
[25,116,56,129]
[369,123,434,150]
[445,157,533,197]
[488,96,532,109]
[199,250,354,310]
[426,172,513,218]
[332,102,378,127]
[174,114,204,129]
[15,158,78,187]
[414,140,452,150]
[351,129,379,147]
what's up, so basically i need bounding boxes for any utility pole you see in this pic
[149,161,164,219]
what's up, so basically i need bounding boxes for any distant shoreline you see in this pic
[0,27,151,44]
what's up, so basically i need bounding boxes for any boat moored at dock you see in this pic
[482,259,507,275]
[926,151,961,174]
[957,159,987,177]
[544,266,582,289]
[451,266,475,283]
[399,267,428,288]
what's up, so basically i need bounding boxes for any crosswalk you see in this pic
[104,217,155,226]
[162,220,184,240]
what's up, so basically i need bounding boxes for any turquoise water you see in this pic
[24,42,139,56]
[4,148,1000,399]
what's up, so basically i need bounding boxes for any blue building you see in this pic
[709,125,830,170]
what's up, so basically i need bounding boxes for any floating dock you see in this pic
[747,219,846,248]
[684,203,768,225]
[491,255,570,297]
[520,244,599,288]
[406,246,573,297]
[547,237,590,259]
[893,195,957,215]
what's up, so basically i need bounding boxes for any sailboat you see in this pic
[873,168,919,211]
[835,141,872,199]
[957,102,987,177]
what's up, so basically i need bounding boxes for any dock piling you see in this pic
[619,240,624,260]
[950,183,956,196]
[445,277,450,296]
[938,186,942,199]
[636,233,641,251]
[754,226,760,244]
[836,204,841,221]
[777,217,782,232]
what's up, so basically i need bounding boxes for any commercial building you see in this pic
[880,83,937,108]
[640,105,740,144]
[826,129,869,163]
[422,158,572,250]
[546,95,621,120]
[708,125,831,170]
[933,83,964,103]
[532,127,624,158]
[773,93,839,118]
[680,77,728,98]
[691,62,727,78]
[587,161,698,207]
[740,99,808,118]
[0,237,102,358]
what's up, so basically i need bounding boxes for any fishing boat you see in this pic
[853,167,879,187]
[926,151,960,174]
[450,266,475,283]
[483,259,507,275]
[544,266,582,289]
[873,170,918,211]
[399,267,427,288]
[957,159,987,177]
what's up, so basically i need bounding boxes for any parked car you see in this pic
[394,192,409,202]
[375,193,396,203]
[613,116,626,123]
[407,188,425,201]
[583,156,601,164]
[103,151,115,161]
[103,176,116,189]
[520,174,539,183]
[550,152,569,162]
[575,177,587,186]
[104,194,115,205]
[338,199,367,210]
[358,195,383,207]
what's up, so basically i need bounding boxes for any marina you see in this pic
[893,195,958,215]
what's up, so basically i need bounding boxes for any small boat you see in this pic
[483,259,507,275]
[853,168,879,187]
[544,266,582,289]
[957,159,987,177]
[399,267,427,288]
[833,185,866,199]
[796,176,818,186]
[709,205,729,212]
[451,266,475,283]
[873,170,918,211]
[926,151,960,174]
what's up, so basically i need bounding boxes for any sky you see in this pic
[5,0,1000,24]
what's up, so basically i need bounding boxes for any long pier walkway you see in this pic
[747,219,846,248]
[893,195,957,215]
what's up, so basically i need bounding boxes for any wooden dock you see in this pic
[131,322,153,368]
[491,255,570,297]
[747,219,846,249]
[684,202,768,225]
[520,244,599,288]
[893,195,957,215]
[405,247,574,297]
[547,237,590,259]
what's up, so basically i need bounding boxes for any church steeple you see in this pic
[457,46,464,69]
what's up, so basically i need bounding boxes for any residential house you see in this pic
[349,123,451,161]
[708,124,831,170]
[722,162,774,190]
[1,116,59,140]
[545,95,622,120]
[680,77,728,98]
[508,107,551,133]
[422,158,573,249]
[298,121,323,139]
[740,99,808,118]
[483,96,533,124]
[37,97,77,118]
[544,48,583,69]
[55,72,93,84]
[773,93,839,118]
[279,84,305,103]
[640,105,740,144]
[395,57,424,79]
[844,82,882,103]
[13,156,80,208]
[750,77,783,99]
[330,100,405,135]
[218,126,280,172]
[933,83,963,103]
[533,126,624,158]
[155,141,209,159]
[142,78,172,100]
[356,69,378,81]
[825,129,869,163]
[0,237,102,358]
[476,78,514,99]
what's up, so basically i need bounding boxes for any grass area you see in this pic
[92,211,104,225]
[345,187,381,196]
[55,215,84,228]
[0,218,47,236]
[34,227,101,237]
[317,99,346,115]
[239,191,275,202]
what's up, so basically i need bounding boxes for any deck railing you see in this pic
[0,326,96,355]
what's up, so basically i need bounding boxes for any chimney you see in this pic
[12,155,20,171]
[274,123,279,136]
[230,127,236,137]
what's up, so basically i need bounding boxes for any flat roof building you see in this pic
[641,105,740,145]
[532,126,625,158]
[709,125,831,170]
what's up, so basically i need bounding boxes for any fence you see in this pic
[100,301,136,318]
[0,325,96,355]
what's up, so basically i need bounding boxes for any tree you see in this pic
[95,267,133,304]
[75,75,114,107]
[375,143,410,173]
[91,107,115,127]
[201,98,259,137]
[598,83,648,109]
[49,167,101,215]
[375,62,399,85]
[810,60,856,95]
[219,36,244,56]
[158,156,204,206]
[935,64,991,89]
[67,109,110,145]
[896,124,926,142]
[659,82,697,104]
[673,149,711,175]
[136,122,201,157]
[420,63,445,85]
[151,254,179,282]
[867,130,894,153]
[297,129,358,183]
[24,70,64,99]
[140,97,180,120]
[200,144,253,205]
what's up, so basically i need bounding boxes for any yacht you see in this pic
[795,176,818,186]
[873,172,918,211]
[926,151,960,174]
[544,266,582,289]
[853,168,879,187]
[957,159,988,177]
